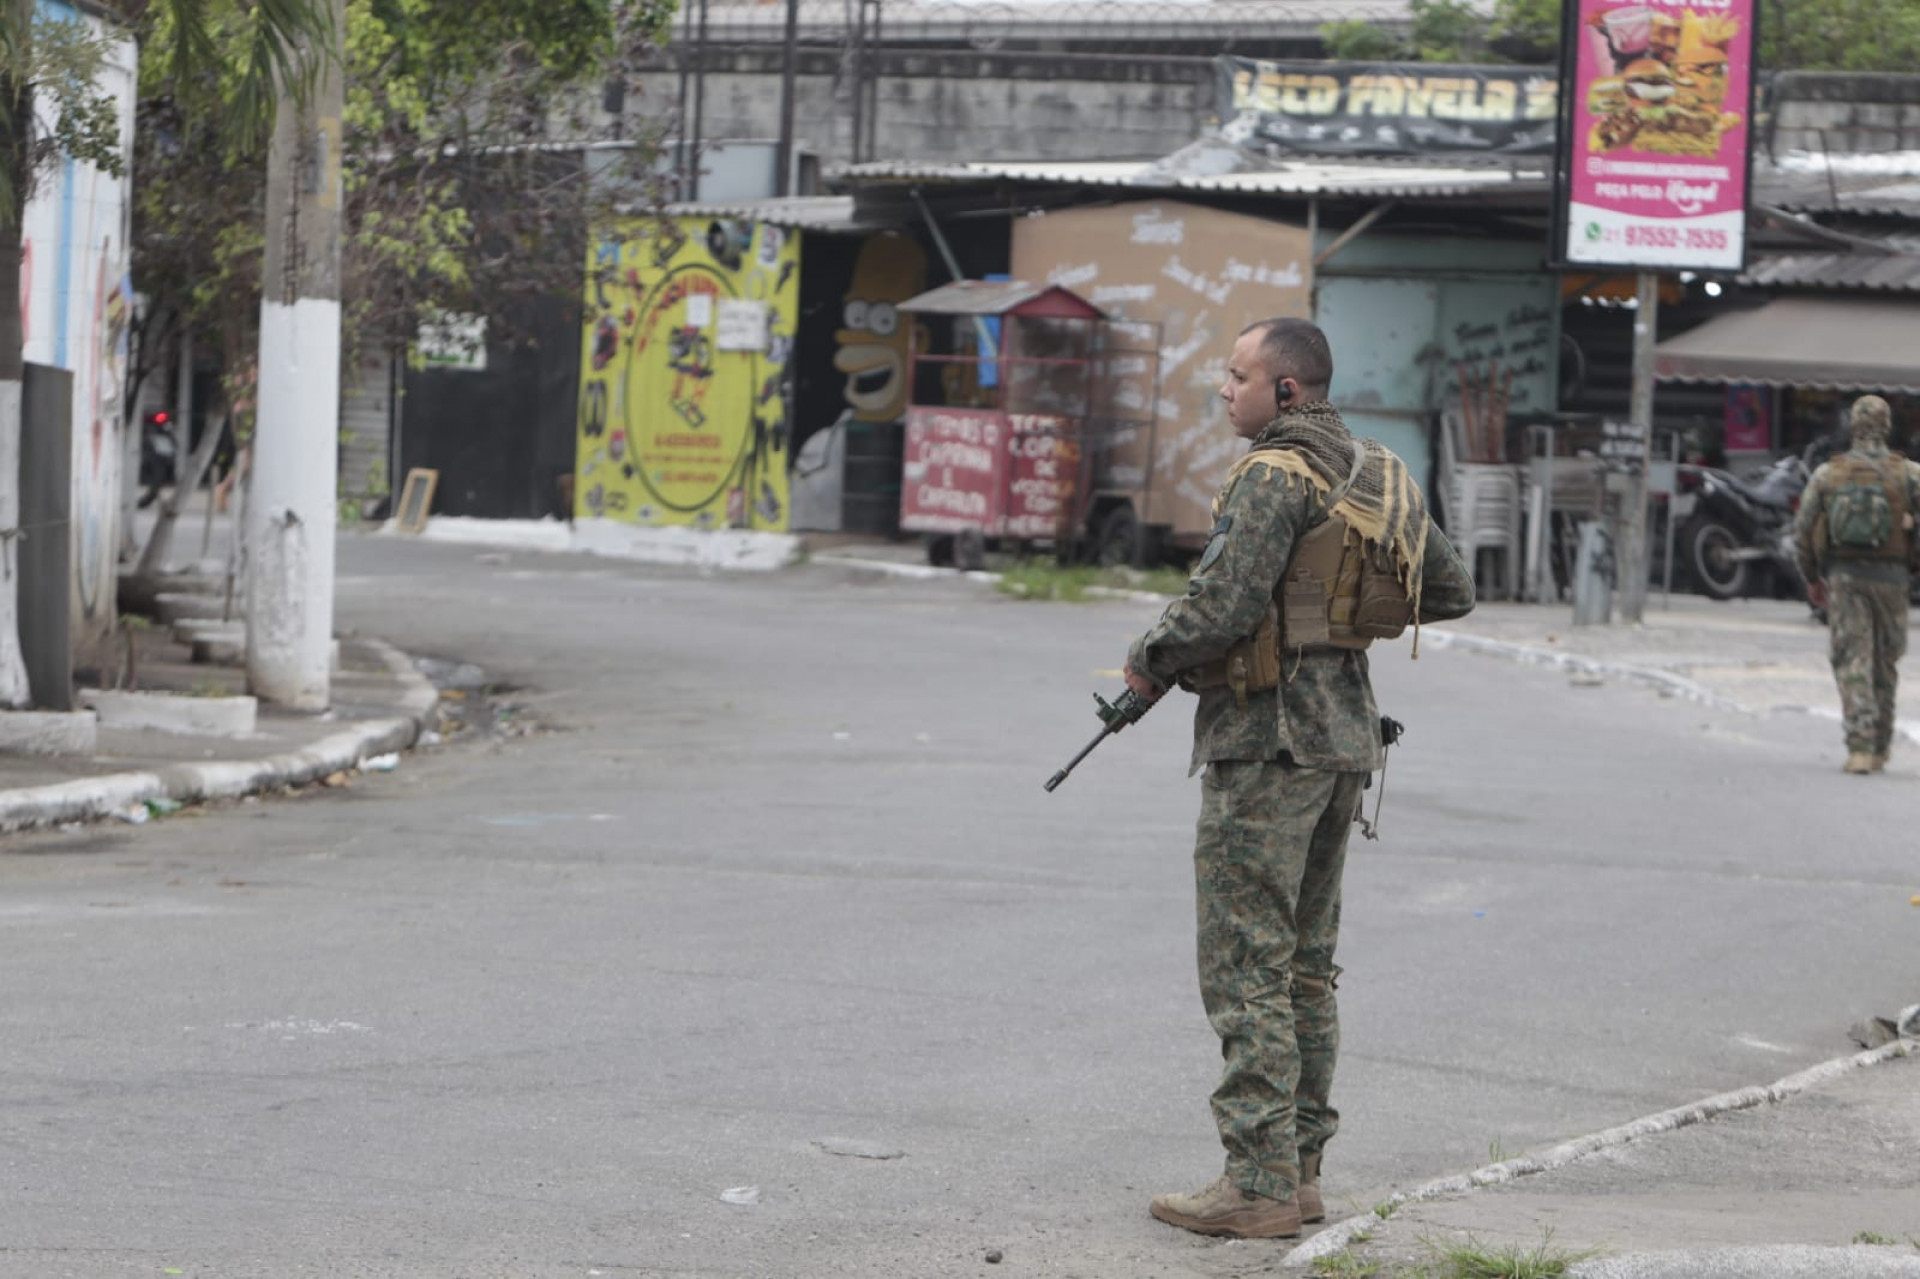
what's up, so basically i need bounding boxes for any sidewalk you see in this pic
[1425,595,1916,740]
[0,604,439,832]
[1289,1040,1920,1276]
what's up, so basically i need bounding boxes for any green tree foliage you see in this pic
[132,0,673,401]
[1318,19,1406,62]
[1488,0,1560,62]
[0,0,329,225]
[1319,0,1490,64]
[1762,0,1920,71]
[1374,0,1920,69]
[1407,0,1483,62]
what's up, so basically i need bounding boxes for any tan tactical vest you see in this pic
[1184,447,1416,702]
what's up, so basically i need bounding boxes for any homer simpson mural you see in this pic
[789,233,927,531]
[834,234,926,423]
[575,217,799,530]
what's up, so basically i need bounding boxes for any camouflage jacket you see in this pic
[1791,442,1920,584]
[1127,414,1476,775]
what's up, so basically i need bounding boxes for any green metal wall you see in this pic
[1311,233,1561,486]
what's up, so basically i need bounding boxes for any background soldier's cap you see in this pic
[1850,395,1893,441]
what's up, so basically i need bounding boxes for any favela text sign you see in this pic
[1215,58,1557,157]
[1555,0,1758,271]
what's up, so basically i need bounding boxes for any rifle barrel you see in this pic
[1042,725,1112,792]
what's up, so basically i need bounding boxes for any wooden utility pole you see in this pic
[246,0,344,709]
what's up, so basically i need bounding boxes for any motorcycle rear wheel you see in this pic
[1687,518,1749,600]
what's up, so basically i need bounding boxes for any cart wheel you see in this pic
[955,529,987,572]
[1092,503,1141,568]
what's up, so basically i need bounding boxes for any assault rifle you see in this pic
[1042,688,1155,793]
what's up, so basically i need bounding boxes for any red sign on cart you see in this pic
[902,408,1003,534]
[1005,414,1080,540]
[901,407,1081,538]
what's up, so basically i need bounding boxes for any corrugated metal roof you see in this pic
[840,153,1920,213]
[658,195,880,232]
[834,157,1549,200]
[1741,236,1920,292]
[899,280,1103,317]
[1754,169,1920,217]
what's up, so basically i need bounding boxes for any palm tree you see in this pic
[0,0,331,707]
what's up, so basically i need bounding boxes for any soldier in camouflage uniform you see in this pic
[1791,395,1920,775]
[1122,318,1475,1239]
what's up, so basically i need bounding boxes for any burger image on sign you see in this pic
[1587,28,1742,156]
[1622,58,1675,103]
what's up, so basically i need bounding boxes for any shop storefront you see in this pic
[1654,294,1920,455]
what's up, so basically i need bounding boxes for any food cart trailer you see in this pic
[897,280,1159,565]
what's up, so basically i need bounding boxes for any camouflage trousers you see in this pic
[1827,572,1909,755]
[1193,758,1367,1202]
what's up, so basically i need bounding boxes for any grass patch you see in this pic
[1427,1229,1597,1279]
[1311,1243,1381,1277]
[1854,1231,1897,1246]
[1374,1198,1404,1220]
[994,559,1192,602]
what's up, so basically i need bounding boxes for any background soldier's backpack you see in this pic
[1824,456,1910,560]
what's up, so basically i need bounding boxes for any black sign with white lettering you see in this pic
[1216,58,1560,157]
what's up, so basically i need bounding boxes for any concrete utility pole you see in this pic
[1617,270,1659,625]
[775,0,800,195]
[247,0,344,710]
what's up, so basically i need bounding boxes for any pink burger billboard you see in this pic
[1556,0,1758,271]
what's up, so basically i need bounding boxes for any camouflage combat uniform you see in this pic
[1791,403,1920,763]
[1127,404,1475,1203]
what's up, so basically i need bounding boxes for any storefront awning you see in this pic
[1654,296,1920,393]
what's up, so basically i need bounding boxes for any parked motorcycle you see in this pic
[136,410,177,509]
[1678,442,1826,602]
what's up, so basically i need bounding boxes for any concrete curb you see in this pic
[810,554,999,585]
[0,638,440,835]
[381,516,802,572]
[1283,1037,1919,1266]
[1420,629,1749,715]
[1423,628,1920,747]
[816,566,1920,747]
[813,555,1177,605]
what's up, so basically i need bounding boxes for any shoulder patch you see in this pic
[1198,524,1230,573]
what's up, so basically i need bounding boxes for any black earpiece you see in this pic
[1274,380,1293,415]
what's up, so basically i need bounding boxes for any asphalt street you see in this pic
[1,534,1913,1277]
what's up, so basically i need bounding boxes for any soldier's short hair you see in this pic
[1851,395,1893,442]
[1242,318,1333,393]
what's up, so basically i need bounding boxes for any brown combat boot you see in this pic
[1298,1151,1325,1224]
[1870,752,1889,773]
[1844,752,1877,774]
[1149,1175,1302,1239]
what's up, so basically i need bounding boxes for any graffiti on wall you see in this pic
[1012,200,1312,539]
[20,9,137,659]
[576,217,799,530]
[834,234,926,423]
